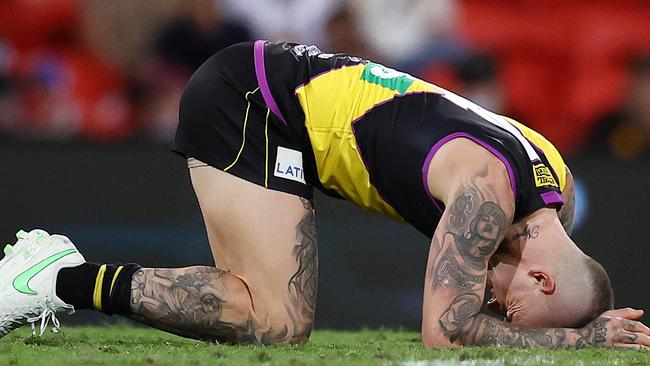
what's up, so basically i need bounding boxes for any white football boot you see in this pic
[0,229,85,338]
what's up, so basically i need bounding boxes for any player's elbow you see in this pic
[422,328,455,349]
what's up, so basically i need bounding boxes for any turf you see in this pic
[0,325,648,366]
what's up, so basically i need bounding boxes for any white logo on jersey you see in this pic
[291,44,322,57]
[274,147,306,184]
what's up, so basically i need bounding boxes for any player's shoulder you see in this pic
[425,138,514,203]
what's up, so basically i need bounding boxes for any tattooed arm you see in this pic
[422,148,649,348]
[422,156,519,347]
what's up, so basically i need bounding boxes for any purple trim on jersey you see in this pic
[253,40,287,126]
[541,191,564,206]
[421,132,518,211]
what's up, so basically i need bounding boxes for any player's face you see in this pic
[489,259,570,328]
[486,251,539,326]
[486,260,514,321]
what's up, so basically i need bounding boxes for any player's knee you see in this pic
[255,296,313,344]
[266,309,313,345]
[224,277,313,345]
[422,328,454,349]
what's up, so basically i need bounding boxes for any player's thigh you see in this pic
[189,164,317,325]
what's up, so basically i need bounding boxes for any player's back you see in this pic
[254,41,567,236]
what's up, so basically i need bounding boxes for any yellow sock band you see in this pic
[93,264,107,311]
[109,266,123,296]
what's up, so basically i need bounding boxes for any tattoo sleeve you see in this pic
[440,297,612,348]
[129,266,275,344]
[288,198,319,325]
[426,164,611,349]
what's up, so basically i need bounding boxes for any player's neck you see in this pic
[507,208,581,266]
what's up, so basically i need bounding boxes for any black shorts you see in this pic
[172,42,313,200]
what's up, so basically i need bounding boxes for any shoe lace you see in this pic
[26,299,62,337]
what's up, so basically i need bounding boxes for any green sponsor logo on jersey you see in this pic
[13,249,77,295]
[361,62,415,94]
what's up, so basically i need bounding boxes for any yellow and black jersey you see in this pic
[173,41,566,238]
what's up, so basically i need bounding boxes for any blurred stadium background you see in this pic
[0,0,648,329]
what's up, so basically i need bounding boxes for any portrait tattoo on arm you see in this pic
[429,165,614,348]
[430,166,507,291]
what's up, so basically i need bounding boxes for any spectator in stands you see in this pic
[453,52,505,115]
[0,38,19,134]
[139,0,251,142]
[348,0,460,67]
[156,0,251,74]
[221,0,339,47]
[587,55,650,160]
[324,4,379,61]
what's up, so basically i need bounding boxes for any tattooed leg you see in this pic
[287,198,319,336]
[127,199,318,344]
[173,163,319,344]
[129,266,270,343]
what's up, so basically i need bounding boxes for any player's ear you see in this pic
[529,270,555,295]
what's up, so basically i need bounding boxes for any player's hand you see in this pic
[579,308,650,349]
[601,308,644,320]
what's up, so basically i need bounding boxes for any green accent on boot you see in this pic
[13,249,78,295]
[16,230,28,239]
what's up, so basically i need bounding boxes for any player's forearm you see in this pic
[444,313,609,349]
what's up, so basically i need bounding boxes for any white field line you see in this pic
[401,356,627,366]
[401,361,506,366]
[400,356,562,366]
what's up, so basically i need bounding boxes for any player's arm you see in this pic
[421,145,650,349]
[557,166,575,236]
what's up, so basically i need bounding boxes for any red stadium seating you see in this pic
[460,0,650,152]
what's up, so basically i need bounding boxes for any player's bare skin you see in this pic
[122,146,649,348]
[422,139,650,348]
[126,159,317,344]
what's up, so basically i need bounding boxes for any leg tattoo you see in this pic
[287,198,319,339]
[130,266,267,343]
[128,199,319,344]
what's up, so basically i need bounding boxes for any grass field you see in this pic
[0,325,648,366]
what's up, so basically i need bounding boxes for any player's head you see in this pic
[487,219,614,328]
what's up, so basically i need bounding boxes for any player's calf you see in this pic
[56,262,309,344]
[128,266,311,344]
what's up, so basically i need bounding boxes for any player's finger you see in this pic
[623,319,650,336]
[603,308,644,320]
[614,343,648,350]
[618,331,650,347]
